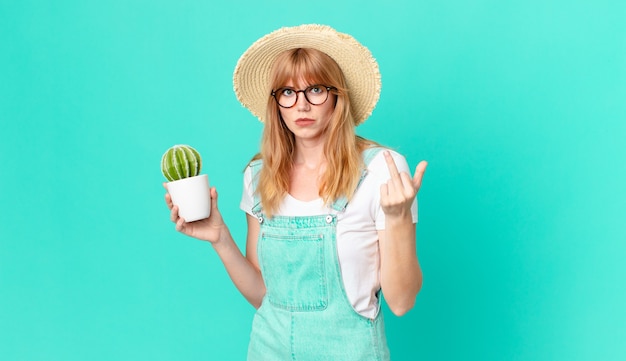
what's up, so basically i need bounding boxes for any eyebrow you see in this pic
[280,83,322,89]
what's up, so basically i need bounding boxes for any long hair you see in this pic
[252,48,376,217]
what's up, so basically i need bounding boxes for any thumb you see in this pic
[413,161,428,190]
[210,187,219,211]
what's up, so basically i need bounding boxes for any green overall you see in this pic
[247,148,390,361]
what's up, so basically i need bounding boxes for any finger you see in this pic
[176,216,186,232]
[400,172,417,196]
[383,151,402,187]
[164,193,173,209]
[170,205,179,222]
[164,183,174,209]
[380,183,389,199]
[412,161,428,190]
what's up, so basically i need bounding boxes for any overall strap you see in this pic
[330,147,385,212]
[362,146,384,165]
[249,159,263,215]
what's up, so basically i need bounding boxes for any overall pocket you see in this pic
[259,233,328,311]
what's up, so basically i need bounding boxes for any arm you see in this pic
[165,186,266,308]
[378,217,422,316]
[210,213,266,308]
[378,151,427,316]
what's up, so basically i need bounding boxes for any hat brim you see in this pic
[233,24,381,124]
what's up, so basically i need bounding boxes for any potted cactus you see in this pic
[161,144,210,222]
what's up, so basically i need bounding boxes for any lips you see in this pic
[295,118,315,126]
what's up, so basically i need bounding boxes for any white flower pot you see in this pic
[166,174,210,222]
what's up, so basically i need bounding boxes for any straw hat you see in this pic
[233,24,381,124]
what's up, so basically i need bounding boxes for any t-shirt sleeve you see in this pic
[240,165,255,216]
[373,150,419,230]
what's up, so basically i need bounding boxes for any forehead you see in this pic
[272,59,327,88]
[282,77,320,88]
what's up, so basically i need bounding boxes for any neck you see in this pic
[293,139,325,169]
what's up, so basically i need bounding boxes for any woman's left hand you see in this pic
[380,151,428,218]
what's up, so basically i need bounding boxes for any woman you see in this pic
[165,24,427,360]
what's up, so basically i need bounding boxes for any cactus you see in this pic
[161,145,202,182]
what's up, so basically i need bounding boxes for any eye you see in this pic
[308,86,323,94]
[281,88,295,96]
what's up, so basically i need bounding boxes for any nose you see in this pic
[295,91,311,110]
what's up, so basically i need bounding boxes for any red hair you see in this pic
[252,48,376,217]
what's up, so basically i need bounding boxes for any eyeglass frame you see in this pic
[270,84,337,108]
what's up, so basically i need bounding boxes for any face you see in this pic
[276,79,336,145]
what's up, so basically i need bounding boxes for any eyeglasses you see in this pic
[271,84,336,108]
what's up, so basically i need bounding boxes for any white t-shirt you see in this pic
[240,150,418,318]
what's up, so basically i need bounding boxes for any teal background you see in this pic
[1,0,624,360]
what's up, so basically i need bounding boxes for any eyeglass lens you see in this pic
[274,85,330,108]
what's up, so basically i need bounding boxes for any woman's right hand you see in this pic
[164,184,225,244]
